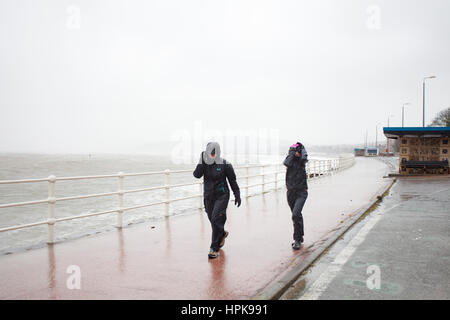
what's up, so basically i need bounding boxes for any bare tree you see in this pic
[428,107,450,127]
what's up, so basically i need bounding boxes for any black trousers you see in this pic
[204,192,230,251]
[287,188,308,241]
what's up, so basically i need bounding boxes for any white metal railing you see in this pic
[0,154,354,244]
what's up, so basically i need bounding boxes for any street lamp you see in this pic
[422,75,436,127]
[375,122,382,154]
[387,114,394,127]
[402,102,411,127]
[387,115,394,153]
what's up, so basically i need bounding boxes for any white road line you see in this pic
[298,186,450,300]
[299,202,402,300]
[428,187,450,195]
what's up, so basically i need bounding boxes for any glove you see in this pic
[290,142,303,157]
[292,142,303,152]
[234,196,241,207]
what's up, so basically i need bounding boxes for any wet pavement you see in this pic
[281,176,450,300]
[0,157,392,299]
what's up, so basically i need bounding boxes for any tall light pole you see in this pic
[402,102,411,127]
[423,75,436,127]
[387,114,394,127]
[365,130,368,149]
[375,122,381,154]
[387,115,394,153]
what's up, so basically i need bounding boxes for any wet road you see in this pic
[281,176,450,300]
[0,157,391,299]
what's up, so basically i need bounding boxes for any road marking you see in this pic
[298,186,449,300]
[429,187,450,195]
[299,202,402,300]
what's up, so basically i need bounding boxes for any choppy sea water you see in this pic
[0,153,333,254]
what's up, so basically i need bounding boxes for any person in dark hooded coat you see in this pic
[193,142,241,259]
[283,142,309,250]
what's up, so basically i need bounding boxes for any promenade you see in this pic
[0,157,392,299]
[281,176,450,300]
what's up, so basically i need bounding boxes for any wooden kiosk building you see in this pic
[383,127,450,175]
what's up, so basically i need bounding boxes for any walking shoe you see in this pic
[219,231,229,248]
[208,249,219,259]
[292,241,301,250]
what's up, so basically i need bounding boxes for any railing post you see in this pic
[316,160,319,177]
[274,164,278,191]
[306,161,309,178]
[164,169,170,217]
[315,160,318,178]
[117,172,124,228]
[261,165,265,194]
[245,165,249,198]
[47,175,56,244]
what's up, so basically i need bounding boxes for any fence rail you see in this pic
[0,154,355,243]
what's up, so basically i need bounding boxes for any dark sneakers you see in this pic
[219,231,229,248]
[209,230,228,258]
[292,236,304,250]
[208,249,219,259]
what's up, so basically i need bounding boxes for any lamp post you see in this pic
[422,76,436,127]
[402,102,411,127]
[375,122,381,155]
[387,115,394,153]
[387,115,394,127]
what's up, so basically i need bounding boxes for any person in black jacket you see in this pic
[283,142,308,250]
[193,142,241,259]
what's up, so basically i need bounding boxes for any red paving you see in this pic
[0,158,391,299]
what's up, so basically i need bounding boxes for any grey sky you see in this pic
[1,0,449,154]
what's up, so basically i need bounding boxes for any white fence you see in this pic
[0,154,354,244]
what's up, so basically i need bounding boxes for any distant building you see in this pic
[365,147,378,157]
[354,148,366,156]
[384,127,450,175]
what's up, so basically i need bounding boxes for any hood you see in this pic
[203,142,223,165]
[300,145,308,161]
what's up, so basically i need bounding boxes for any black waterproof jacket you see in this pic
[283,145,308,191]
[193,142,240,199]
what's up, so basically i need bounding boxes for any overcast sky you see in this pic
[1,0,449,154]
